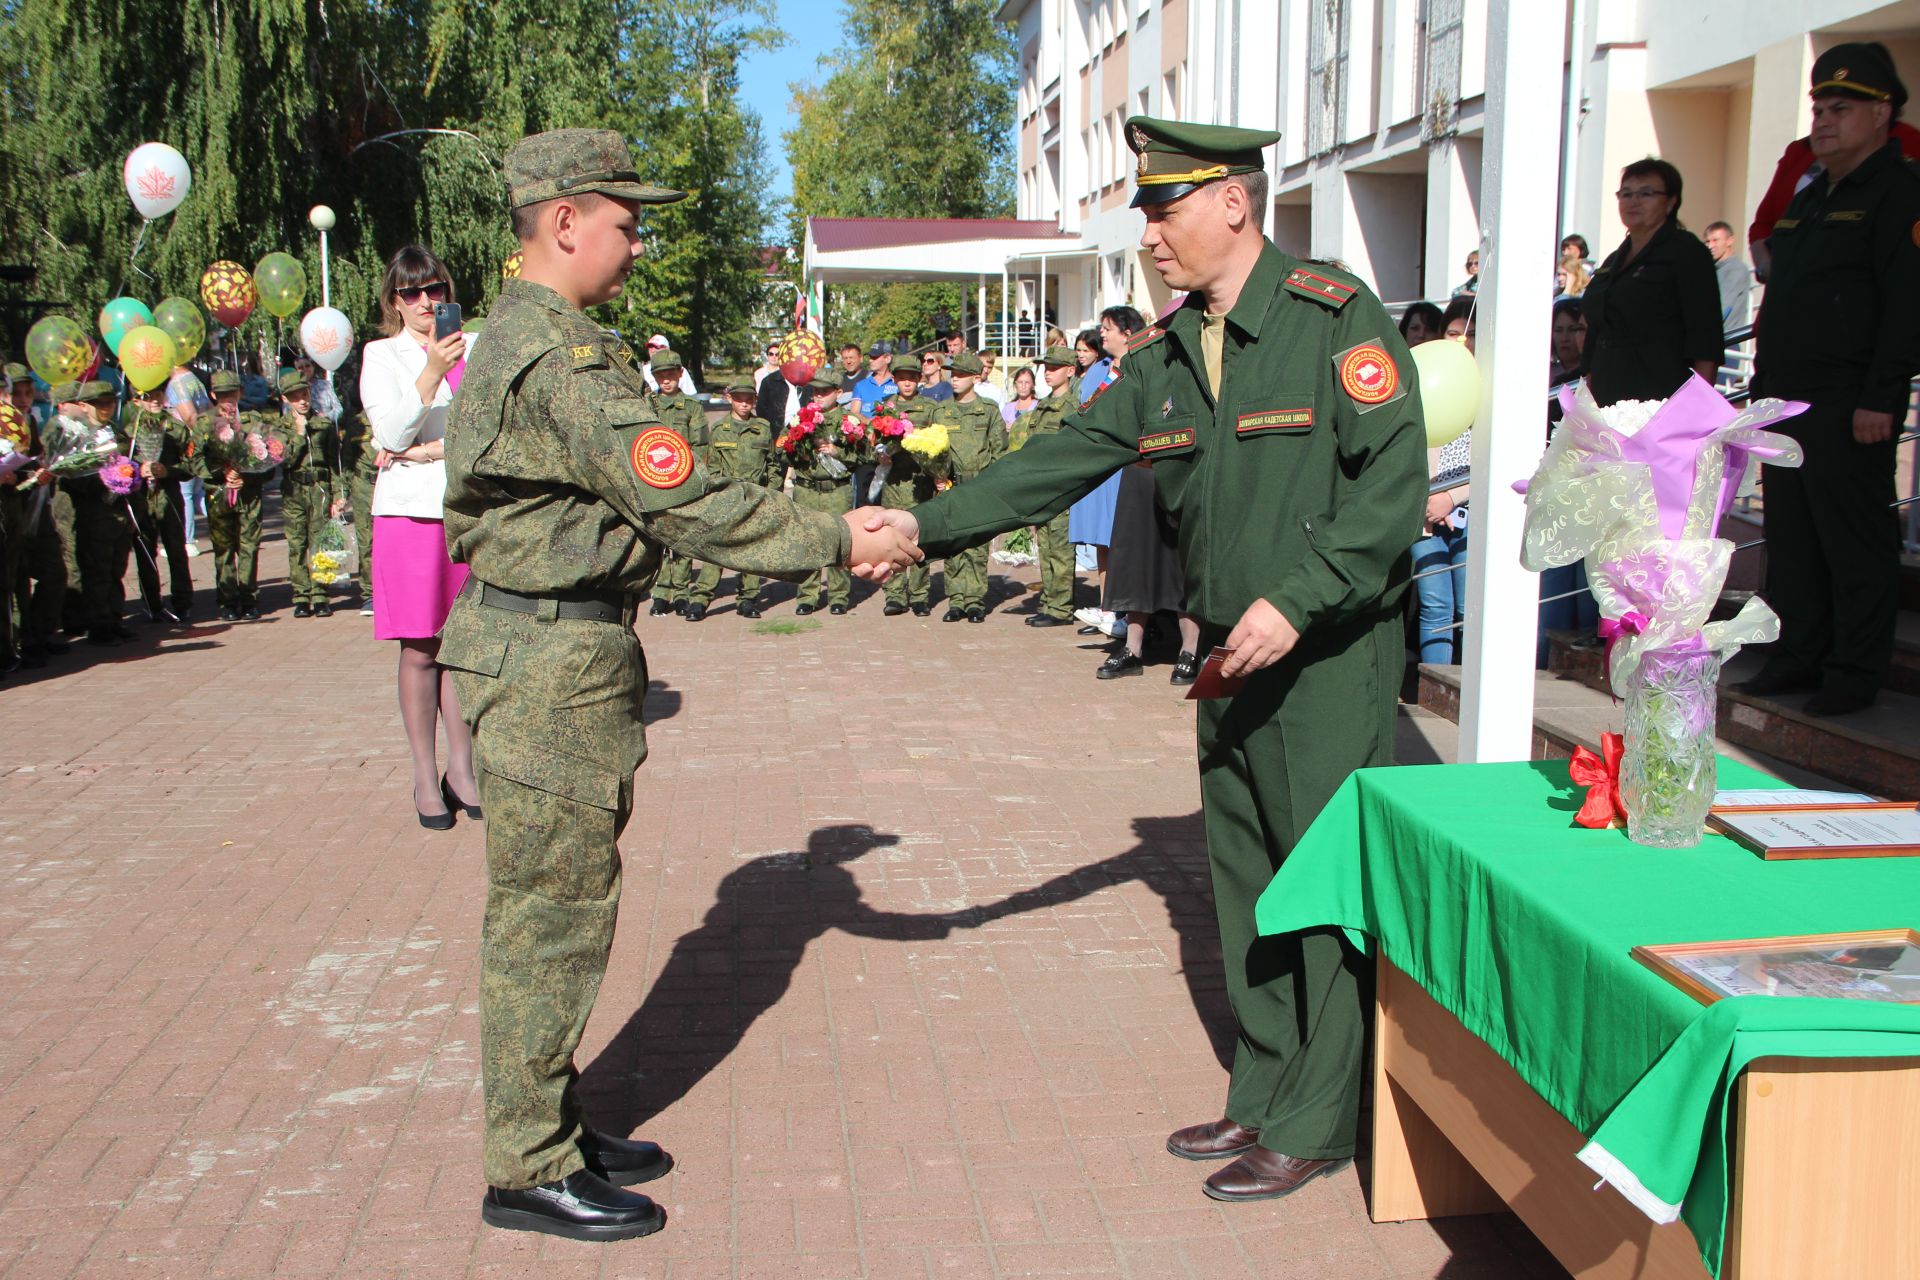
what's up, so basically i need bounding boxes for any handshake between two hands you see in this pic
[840,506,923,583]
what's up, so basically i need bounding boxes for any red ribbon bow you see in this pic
[1569,731,1625,829]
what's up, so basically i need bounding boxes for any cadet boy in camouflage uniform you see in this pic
[125,386,194,624]
[930,351,1005,623]
[277,373,336,617]
[682,383,776,619]
[644,350,705,616]
[61,381,137,644]
[878,352,938,616]
[199,370,268,620]
[1014,346,1081,628]
[789,376,856,615]
[435,127,919,1243]
[10,364,67,663]
[874,117,1425,1203]
[338,406,378,614]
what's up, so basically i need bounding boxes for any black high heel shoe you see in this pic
[418,778,455,831]
[443,775,483,821]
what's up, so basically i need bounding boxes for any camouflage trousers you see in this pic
[1034,510,1075,620]
[789,480,850,608]
[348,467,375,595]
[204,485,263,611]
[438,587,647,1189]
[880,477,933,606]
[651,551,695,604]
[19,486,69,644]
[72,489,132,631]
[685,559,765,608]
[282,476,334,606]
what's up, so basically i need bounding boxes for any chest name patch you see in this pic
[1238,407,1314,434]
[1334,342,1404,411]
[1823,209,1865,223]
[1138,427,1196,455]
[630,426,694,489]
[1773,218,1800,230]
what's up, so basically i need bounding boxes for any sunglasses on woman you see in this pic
[395,282,450,303]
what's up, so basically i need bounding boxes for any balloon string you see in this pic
[124,496,162,621]
[122,219,154,296]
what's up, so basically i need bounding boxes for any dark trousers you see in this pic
[133,485,192,613]
[1759,407,1900,697]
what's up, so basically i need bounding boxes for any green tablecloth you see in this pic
[1254,759,1920,1278]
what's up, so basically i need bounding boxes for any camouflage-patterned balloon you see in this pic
[0,403,28,451]
[25,314,90,386]
[152,297,207,363]
[774,328,828,386]
[502,250,523,280]
[200,260,257,328]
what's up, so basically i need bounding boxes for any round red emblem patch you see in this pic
[630,427,693,489]
[1339,345,1399,404]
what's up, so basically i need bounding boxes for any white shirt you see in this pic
[360,330,475,519]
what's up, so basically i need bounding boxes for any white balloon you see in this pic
[123,142,192,219]
[298,307,355,373]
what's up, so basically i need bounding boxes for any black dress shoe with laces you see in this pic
[1026,613,1071,627]
[579,1128,674,1186]
[883,601,908,617]
[292,603,311,618]
[911,603,932,617]
[737,601,762,620]
[794,602,817,616]
[828,604,848,616]
[648,598,674,617]
[683,603,707,622]
[1170,651,1201,686]
[1096,651,1144,680]
[942,607,965,622]
[966,607,985,623]
[481,1168,665,1241]
[314,602,333,618]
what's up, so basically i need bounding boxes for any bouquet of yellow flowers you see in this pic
[307,517,352,585]
[899,422,949,462]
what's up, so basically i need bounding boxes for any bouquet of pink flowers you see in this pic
[200,417,288,505]
[98,454,142,495]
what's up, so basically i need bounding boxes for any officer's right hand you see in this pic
[845,508,922,582]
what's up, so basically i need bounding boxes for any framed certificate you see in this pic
[1633,929,1920,1006]
[1707,803,1920,859]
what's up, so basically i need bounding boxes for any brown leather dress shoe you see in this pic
[1165,1118,1261,1161]
[1203,1148,1352,1202]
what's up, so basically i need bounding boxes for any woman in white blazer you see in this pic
[360,245,480,830]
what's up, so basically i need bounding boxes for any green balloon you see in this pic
[26,315,91,386]
[152,297,207,363]
[254,252,307,320]
[97,296,153,357]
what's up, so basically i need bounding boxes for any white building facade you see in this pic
[1003,0,1920,323]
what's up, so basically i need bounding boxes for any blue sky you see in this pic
[737,0,845,206]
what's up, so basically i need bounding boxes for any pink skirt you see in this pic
[372,516,470,641]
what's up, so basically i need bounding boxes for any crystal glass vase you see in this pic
[1621,646,1722,848]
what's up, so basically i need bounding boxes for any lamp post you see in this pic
[309,205,336,308]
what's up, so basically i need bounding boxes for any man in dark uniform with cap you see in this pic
[1741,43,1920,716]
[436,127,920,1242]
[866,117,1424,1201]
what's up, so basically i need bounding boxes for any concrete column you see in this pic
[1423,137,1481,301]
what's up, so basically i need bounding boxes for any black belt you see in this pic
[475,581,637,625]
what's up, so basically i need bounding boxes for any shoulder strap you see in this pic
[1284,265,1359,309]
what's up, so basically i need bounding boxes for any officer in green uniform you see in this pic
[62,381,137,644]
[435,127,919,1243]
[929,351,1005,622]
[789,375,857,615]
[277,373,336,618]
[877,351,940,616]
[338,405,378,614]
[644,350,706,616]
[885,117,1424,1201]
[1741,43,1920,718]
[198,370,269,620]
[1013,346,1081,628]
[683,383,777,619]
[125,386,194,624]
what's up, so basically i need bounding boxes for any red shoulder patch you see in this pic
[630,427,693,488]
[1336,343,1400,406]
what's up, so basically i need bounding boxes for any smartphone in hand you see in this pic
[433,302,464,342]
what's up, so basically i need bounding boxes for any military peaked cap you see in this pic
[504,128,688,209]
[210,370,243,395]
[1811,43,1907,109]
[889,353,921,376]
[949,350,983,376]
[1040,345,1078,367]
[651,348,684,372]
[1126,115,1280,208]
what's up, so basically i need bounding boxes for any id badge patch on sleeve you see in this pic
[1333,341,1406,413]
[630,426,694,489]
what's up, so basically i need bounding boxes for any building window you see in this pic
[1162,63,1184,117]
[1307,0,1349,156]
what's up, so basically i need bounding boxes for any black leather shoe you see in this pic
[1167,1118,1261,1161]
[648,598,674,617]
[911,604,932,617]
[737,602,761,620]
[112,622,136,639]
[580,1128,674,1187]
[883,602,908,617]
[683,604,707,622]
[481,1168,665,1241]
[313,602,333,618]
[292,603,311,618]
[1096,651,1143,680]
[1026,613,1071,627]
[942,607,965,622]
[86,628,122,646]
[828,604,848,616]
[795,602,817,616]
[1077,624,1104,636]
[1170,651,1201,686]
[1203,1150,1352,1202]
[219,606,238,621]
[1805,687,1875,717]
[242,605,261,621]
[966,607,985,623]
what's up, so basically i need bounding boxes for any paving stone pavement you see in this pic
[0,522,1569,1279]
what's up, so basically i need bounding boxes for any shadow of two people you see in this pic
[578,815,1233,1133]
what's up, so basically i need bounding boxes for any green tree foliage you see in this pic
[784,0,1017,351]
[0,0,779,373]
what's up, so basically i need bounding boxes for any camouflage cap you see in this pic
[504,128,687,209]
[651,348,684,372]
[1126,115,1280,209]
[1040,344,1078,367]
[949,350,983,376]
[278,371,310,395]
[209,370,243,395]
[77,379,117,403]
[725,382,758,398]
[806,375,839,394]
[49,381,79,402]
[4,362,31,385]
[889,353,921,376]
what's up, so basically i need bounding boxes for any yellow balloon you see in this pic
[254,251,307,320]
[1412,337,1481,446]
[117,324,178,393]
